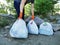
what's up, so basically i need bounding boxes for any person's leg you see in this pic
[14,0,24,19]
[14,1,20,17]
[22,4,25,19]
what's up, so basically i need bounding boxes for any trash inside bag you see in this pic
[39,22,53,35]
[9,19,28,38]
[27,20,38,34]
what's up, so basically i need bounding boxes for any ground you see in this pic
[0,15,60,45]
[0,28,60,45]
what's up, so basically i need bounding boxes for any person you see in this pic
[14,0,34,20]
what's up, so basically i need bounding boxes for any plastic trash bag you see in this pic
[27,20,38,34]
[9,19,28,38]
[39,22,53,35]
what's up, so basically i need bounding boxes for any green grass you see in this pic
[0,16,11,27]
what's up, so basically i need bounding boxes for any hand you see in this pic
[18,12,23,19]
[31,15,34,20]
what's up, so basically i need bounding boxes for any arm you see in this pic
[20,0,26,12]
[31,0,34,20]
[31,4,34,16]
[19,0,26,18]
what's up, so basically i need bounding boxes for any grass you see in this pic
[0,16,13,27]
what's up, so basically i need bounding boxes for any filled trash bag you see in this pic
[39,22,53,35]
[9,19,28,38]
[27,20,38,34]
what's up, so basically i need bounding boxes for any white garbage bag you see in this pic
[39,22,53,35]
[27,20,38,34]
[9,19,28,38]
